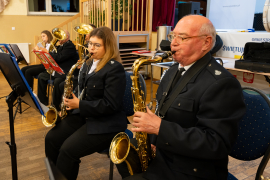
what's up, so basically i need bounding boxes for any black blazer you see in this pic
[73,59,127,134]
[144,53,246,180]
[49,40,79,78]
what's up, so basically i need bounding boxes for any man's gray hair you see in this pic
[199,22,216,49]
[64,30,70,40]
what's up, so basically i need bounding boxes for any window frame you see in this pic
[27,0,79,16]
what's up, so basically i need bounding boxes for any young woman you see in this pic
[21,30,53,89]
[45,26,127,180]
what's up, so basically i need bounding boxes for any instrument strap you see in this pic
[157,57,208,118]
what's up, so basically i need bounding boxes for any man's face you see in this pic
[170,18,205,66]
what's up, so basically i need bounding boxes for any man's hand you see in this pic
[64,93,79,110]
[131,106,161,135]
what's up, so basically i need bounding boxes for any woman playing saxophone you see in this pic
[45,26,128,180]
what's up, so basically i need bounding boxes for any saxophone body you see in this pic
[59,54,91,119]
[109,51,174,175]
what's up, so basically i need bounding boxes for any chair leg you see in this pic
[109,159,114,180]
[47,84,50,105]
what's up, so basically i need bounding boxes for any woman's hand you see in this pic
[64,93,79,110]
[34,45,40,51]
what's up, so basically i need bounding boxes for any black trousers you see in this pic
[37,71,65,105]
[21,64,45,89]
[45,114,118,180]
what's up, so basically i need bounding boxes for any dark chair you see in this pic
[228,87,270,180]
[101,71,147,180]
[34,75,54,105]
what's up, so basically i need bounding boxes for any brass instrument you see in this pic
[109,51,174,175]
[49,28,67,53]
[74,23,94,60]
[41,24,93,127]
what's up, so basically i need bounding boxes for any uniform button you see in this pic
[165,142,169,145]
[93,85,95,88]
[193,168,197,172]
[209,64,211,67]
[86,94,88,96]
[85,87,87,89]
[178,103,181,106]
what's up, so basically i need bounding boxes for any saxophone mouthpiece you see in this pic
[160,51,174,60]
[84,53,93,61]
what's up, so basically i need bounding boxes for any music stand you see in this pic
[44,157,67,180]
[0,44,16,57]
[9,44,28,65]
[0,53,46,180]
[0,44,29,113]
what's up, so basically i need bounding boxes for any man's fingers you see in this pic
[133,116,141,123]
[146,106,154,115]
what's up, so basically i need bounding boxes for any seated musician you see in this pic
[116,15,246,180]
[21,30,53,90]
[45,26,127,180]
[37,30,79,106]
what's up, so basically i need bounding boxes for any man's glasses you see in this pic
[167,33,207,44]
[88,42,102,50]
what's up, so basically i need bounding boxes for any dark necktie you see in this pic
[171,67,185,89]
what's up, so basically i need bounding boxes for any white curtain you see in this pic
[0,0,10,13]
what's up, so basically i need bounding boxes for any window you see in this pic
[27,0,79,16]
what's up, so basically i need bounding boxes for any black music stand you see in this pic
[9,44,28,65]
[0,44,28,113]
[0,53,46,180]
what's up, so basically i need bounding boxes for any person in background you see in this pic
[21,30,53,90]
[45,26,127,180]
[37,30,79,106]
[116,15,246,180]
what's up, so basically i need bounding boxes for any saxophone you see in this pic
[59,53,92,119]
[109,51,174,175]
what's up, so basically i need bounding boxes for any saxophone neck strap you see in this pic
[157,55,210,118]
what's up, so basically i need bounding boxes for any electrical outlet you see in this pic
[12,27,15,30]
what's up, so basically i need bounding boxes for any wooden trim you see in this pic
[55,13,80,28]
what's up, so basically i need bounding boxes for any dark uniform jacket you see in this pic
[144,52,246,180]
[49,40,79,78]
[73,59,128,134]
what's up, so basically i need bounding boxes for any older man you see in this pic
[118,15,246,180]
[38,30,79,106]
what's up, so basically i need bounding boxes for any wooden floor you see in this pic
[1,71,270,180]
